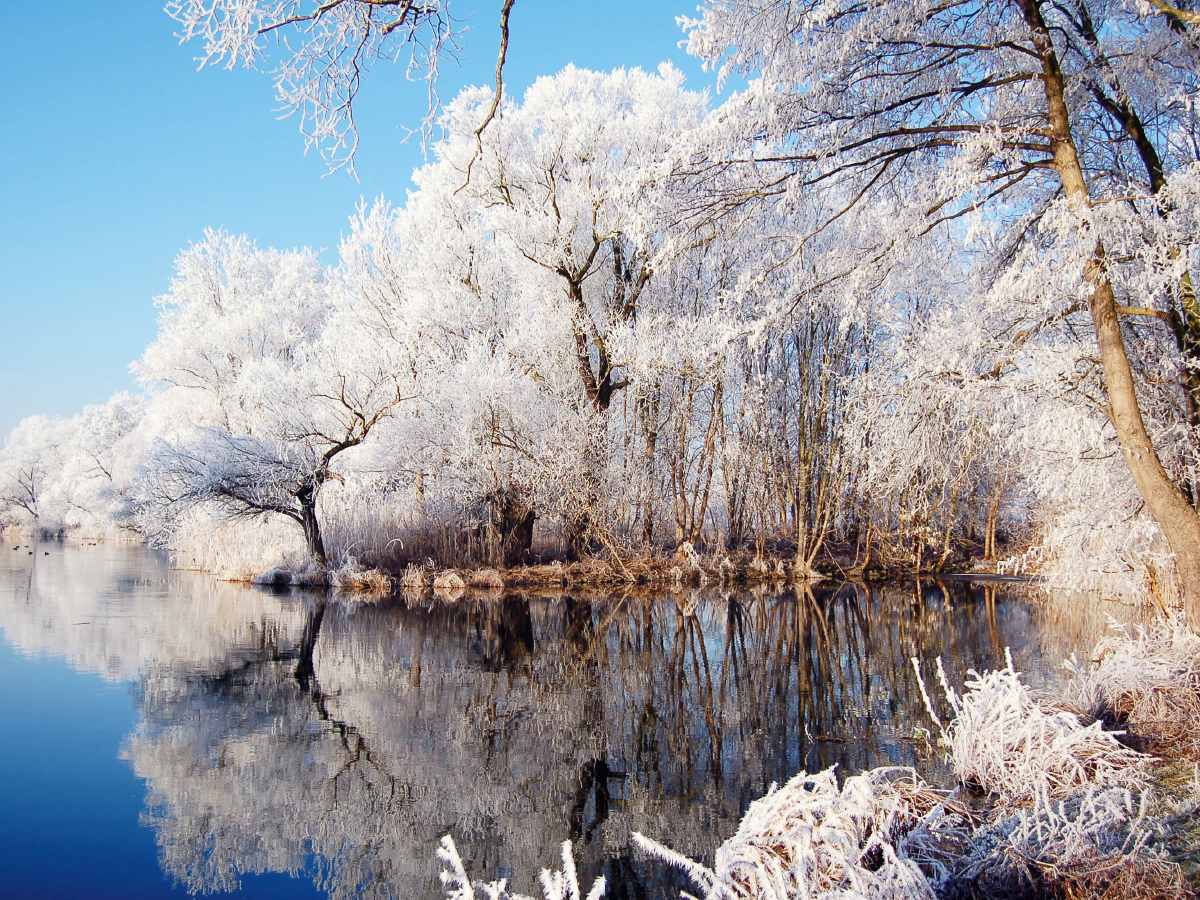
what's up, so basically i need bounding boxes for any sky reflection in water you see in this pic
[0,542,1137,899]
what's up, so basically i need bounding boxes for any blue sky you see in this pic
[0,2,725,437]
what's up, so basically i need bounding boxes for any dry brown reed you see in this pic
[433,571,467,590]
[400,565,428,589]
[330,561,392,598]
[432,570,467,603]
[468,568,506,588]
[317,486,412,570]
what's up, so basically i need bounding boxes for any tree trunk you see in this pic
[936,488,957,573]
[296,483,328,568]
[640,392,660,548]
[503,506,535,567]
[566,509,592,561]
[485,488,535,567]
[985,489,1000,561]
[1085,265,1200,612]
[1019,0,1200,618]
[793,481,809,572]
[855,510,873,571]
[1078,22,1200,507]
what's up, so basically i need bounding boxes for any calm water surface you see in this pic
[0,541,1138,899]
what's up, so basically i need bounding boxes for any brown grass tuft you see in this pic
[332,566,392,598]
[432,570,466,590]
[468,567,505,588]
[400,565,427,589]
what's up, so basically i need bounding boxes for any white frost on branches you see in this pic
[166,0,460,171]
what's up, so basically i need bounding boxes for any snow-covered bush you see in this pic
[928,654,1147,806]
[633,649,1184,900]
[1069,617,1200,756]
[632,767,963,900]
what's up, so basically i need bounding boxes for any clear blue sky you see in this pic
[0,2,726,437]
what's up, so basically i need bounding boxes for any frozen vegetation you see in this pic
[451,632,1200,900]
[0,0,1196,614]
[6,1,1200,893]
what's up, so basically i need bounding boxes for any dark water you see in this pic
[0,542,1140,899]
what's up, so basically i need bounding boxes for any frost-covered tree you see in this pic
[682,0,1200,607]
[0,394,149,536]
[0,416,64,529]
[56,393,149,532]
[329,66,718,558]
[137,230,418,565]
[439,64,711,416]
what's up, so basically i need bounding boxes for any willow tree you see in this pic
[683,0,1200,609]
[138,230,417,566]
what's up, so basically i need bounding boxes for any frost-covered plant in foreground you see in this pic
[633,767,964,900]
[1070,616,1200,757]
[961,785,1186,900]
[438,835,605,900]
[926,652,1148,806]
[632,646,1185,900]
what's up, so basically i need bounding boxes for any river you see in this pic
[0,540,1139,899]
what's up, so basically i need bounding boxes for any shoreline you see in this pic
[239,552,1042,597]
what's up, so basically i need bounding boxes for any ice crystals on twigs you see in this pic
[439,835,605,900]
[633,766,969,900]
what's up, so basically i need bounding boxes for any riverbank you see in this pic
[631,617,1200,900]
[437,615,1200,900]
[242,544,1033,600]
[7,524,1038,595]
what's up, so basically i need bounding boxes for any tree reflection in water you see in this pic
[114,578,1101,899]
[0,547,1132,899]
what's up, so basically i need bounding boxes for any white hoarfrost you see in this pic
[634,767,953,900]
[631,647,1180,900]
[4,0,1200,597]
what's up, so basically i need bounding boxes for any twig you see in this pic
[456,0,514,194]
